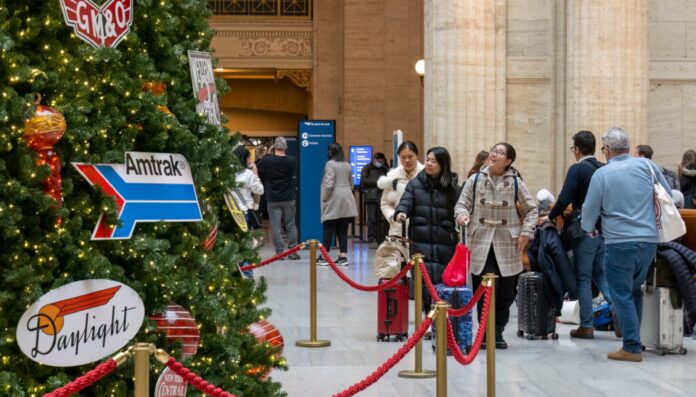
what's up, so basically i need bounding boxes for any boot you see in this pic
[495,327,508,349]
[570,326,595,339]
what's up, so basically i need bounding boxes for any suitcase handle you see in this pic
[385,288,398,317]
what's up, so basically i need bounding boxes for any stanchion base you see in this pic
[397,369,437,379]
[295,339,331,348]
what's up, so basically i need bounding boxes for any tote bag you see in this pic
[648,163,686,242]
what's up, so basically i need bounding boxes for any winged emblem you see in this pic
[59,0,133,48]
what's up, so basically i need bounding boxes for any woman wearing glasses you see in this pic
[454,143,538,349]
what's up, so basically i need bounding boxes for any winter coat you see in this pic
[377,162,425,236]
[656,242,696,328]
[321,160,358,222]
[394,170,458,290]
[234,168,264,212]
[527,221,578,313]
[681,167,696,209]
[360,163,388,202]
[454,166,538,277]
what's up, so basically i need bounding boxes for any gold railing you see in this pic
[208,0,312,18]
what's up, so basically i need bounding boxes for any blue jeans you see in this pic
[603,242,657,353]
[573,234,612,327]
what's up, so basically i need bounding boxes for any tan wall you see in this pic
[223,108,304,137]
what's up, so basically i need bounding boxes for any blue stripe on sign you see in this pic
[96,165,197,201]
[112,202,203,238]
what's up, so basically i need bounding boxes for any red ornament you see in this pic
[24,99,66,208]
[150,304,200,358]
[246,320,284,379]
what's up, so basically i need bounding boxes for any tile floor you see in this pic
[253,238,696,397]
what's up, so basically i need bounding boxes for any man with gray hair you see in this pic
[257,137,301,260]
[582,127,672,362]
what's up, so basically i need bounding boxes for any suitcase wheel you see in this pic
[395,335,403,342]
[516,330,524,338]
[525,334,534,341]
[432,345,436,352]
[377,334,384,342]
[679,347,688,355]
[551,333,559,340]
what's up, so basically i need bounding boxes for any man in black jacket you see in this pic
[360,152,388,242]
[548,130,613,339]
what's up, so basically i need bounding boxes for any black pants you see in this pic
[366,201,380,241]
[322,217,351,254]
[471,245,519,328]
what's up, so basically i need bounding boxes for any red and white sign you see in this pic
[16,279,144,367]
[155,367,188,397]
[60,0,133,48]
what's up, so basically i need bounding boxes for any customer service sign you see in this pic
[16,279,144,367]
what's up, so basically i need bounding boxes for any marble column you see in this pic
[566,0,649,151]
[424,0,506,175]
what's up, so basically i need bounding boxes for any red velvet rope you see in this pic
[318,245,413,292]
[164,357,237,397]
[43,359,117,397]
[446,285,493,366]
[418,259,486,317]
[239,244,304,271]
[332,316,434,397]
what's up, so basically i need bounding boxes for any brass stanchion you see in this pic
[296,240,331,348]
[434,302,449,397]
[133,343,152,397]
[483,273,497,397]
[398,254,436,378]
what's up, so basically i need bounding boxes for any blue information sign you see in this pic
[298,120,336,241]
[349,146,372,187]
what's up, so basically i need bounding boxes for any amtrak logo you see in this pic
[73,152,203,240]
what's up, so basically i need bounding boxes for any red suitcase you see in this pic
[377,277,409,341]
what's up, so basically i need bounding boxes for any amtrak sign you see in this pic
[16,279,145,367]
[73,152,203,240]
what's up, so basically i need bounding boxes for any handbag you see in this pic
[442,226,470,287]
[561,209,583,251]
[648,162,686,242]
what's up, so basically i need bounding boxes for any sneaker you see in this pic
[288,252,301,260]
[607,348,642,362]
[335,257,349,266]
[316,257,329,266]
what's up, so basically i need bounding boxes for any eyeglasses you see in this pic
[489,148,506,157]
[600,145,608,151]
[569,146,577,152]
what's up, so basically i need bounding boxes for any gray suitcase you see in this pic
[640,267,687,355]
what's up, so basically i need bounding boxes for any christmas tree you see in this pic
[0,0,285,395]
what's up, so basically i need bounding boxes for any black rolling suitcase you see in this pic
[516,272,558,340]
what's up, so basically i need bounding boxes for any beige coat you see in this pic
[377,162,425,236]
[321,160,358,222]
[454,166,538,277]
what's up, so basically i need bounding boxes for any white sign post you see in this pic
[16,279,145,367]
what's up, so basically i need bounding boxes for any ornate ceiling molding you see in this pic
[276,69,312,92]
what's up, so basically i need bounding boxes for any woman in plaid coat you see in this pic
[454,143,538,349]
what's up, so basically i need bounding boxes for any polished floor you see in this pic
[253,237,696,397]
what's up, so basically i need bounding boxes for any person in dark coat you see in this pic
[395,147,458,312]
[360,152,388,242]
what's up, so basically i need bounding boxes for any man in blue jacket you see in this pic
[548,130,613,340]
[582,127,672,362]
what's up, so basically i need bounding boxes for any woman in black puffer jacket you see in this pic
[395,147,459,311]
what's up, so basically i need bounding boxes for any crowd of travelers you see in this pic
[234,127,695,362]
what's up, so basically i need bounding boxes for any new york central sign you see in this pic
[73,152,203,240]
[60,0,133,48]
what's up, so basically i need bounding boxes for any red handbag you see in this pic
[442,226,470,287]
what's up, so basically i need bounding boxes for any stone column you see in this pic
[424,0,506,175]
[566,0,649,149]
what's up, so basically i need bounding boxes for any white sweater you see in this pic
[377,162,424,236]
